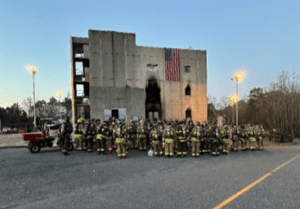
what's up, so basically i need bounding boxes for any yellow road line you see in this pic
[213,153,300,209]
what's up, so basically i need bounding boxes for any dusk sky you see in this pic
[0,0,299,110]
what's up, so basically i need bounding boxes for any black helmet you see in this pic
[66,116,70,122]
[96,119,100,123]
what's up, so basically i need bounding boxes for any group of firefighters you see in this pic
[60,116,266,158]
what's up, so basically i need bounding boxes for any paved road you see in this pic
[0,145,300,209]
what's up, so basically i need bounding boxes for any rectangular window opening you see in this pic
[75,61,84,75]
[185,66,191,73]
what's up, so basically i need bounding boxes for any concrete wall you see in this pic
[88,30,145,123]
[77,30,207,124]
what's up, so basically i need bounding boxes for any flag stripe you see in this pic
[165,48,180,81]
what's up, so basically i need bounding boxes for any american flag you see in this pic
[164,48,180,81]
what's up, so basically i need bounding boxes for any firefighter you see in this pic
[96,119,108,155]
[149,122,163,157]
[189,122,202,157]
[61,116,73,156]
[209,124,220,156]
[223,125,230,154]
[86,119,96,152]
[113,119,128,158]
[176,120,188,157]
[231,123,239,152]
[137,119,147,151]
[240,125,247,151]
[162,120,177,158]
[128,119,138,149]
[75,117,84,151]
[248,124,257,151]
[146,121,153,150]
[220,125,230,154]
[187,120,195,151]
[256,125,264,151]
[107,120,114,154]
[111,118,117,151]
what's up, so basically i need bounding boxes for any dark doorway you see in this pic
[185,109,191,119]
[185,85,191,96]
[145,77,162,120]
[112,109,119,119]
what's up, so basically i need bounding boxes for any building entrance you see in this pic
[111,109,119,119]
[145,77,161,121]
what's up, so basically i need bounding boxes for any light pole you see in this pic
[27,66,37,127]
[229,95,238,124]
[56,91,63,119]
[231,72,245,125]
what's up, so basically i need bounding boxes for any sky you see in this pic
[0,0,299,110]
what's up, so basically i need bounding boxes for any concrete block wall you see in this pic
[72,30,207,124]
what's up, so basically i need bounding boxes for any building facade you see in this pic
[71,30,207,124]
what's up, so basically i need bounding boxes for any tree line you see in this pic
[208,70,300,138]
[0,95,72,129]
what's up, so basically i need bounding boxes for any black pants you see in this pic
[96,138,106,153]
[211,140,219,154]
[87,136,94,151]
[177,141,187,155]
[61,134,70,153]
[200,140,205,153]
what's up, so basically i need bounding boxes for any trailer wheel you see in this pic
[29,143,41,153]
[67,143,74,151]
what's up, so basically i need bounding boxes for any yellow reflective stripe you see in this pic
[152,140,158,143]
[192,138,199,141]
[180,140,186,142]
[178,137,185,139]
[75,134,81,138]
[165,139,174,143]
[139,135,146,137]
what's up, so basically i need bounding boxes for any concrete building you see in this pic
[71,30,207,124]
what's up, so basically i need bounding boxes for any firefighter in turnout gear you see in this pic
[248,124,257,151]
[128,119,138,149]
[146,122,153,149]
[137,119,147,151]
[96,119,109,155]
[209,124,220,156]
[220,125,230,154]
[113,119,128,158]
[189,122,202,157]
[231,124,239,151]
[85,120,96,152]
[75,117,84,151]
[162,121,177,158]
[149,122,163,157]
[256,125,264,151]
[107,120,114,154]
[61,116,73,156]
[187,120,195,151]
[176,120,188,157]
[239,125,247,151]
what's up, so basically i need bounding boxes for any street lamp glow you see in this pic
[229,94,238,103]
[234,72,245,83]
[27,65,37,74]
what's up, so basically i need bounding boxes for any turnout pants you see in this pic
[152,141,163,156]
[249,137,257,150]
[240,137,246,150]
[232,135,239,151]
[191,139,200,157]
[177,140,187,156]
[138,136,147,151]
[75,134,83,150]
[61,134,70,153]
[130,135,138,149]
[257,136,263,150]
[116,138,126,158]
[211,140,219,155]
[96,134,106,153]
[164,139,174,157]
[87,136,94,152]
[222,139,230,153]
[201,138,208,153]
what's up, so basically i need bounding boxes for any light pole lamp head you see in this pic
[56,91,63,99]
[234,72,245,83]
[27,65,37,75]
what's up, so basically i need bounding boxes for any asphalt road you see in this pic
[0,145,300,209]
